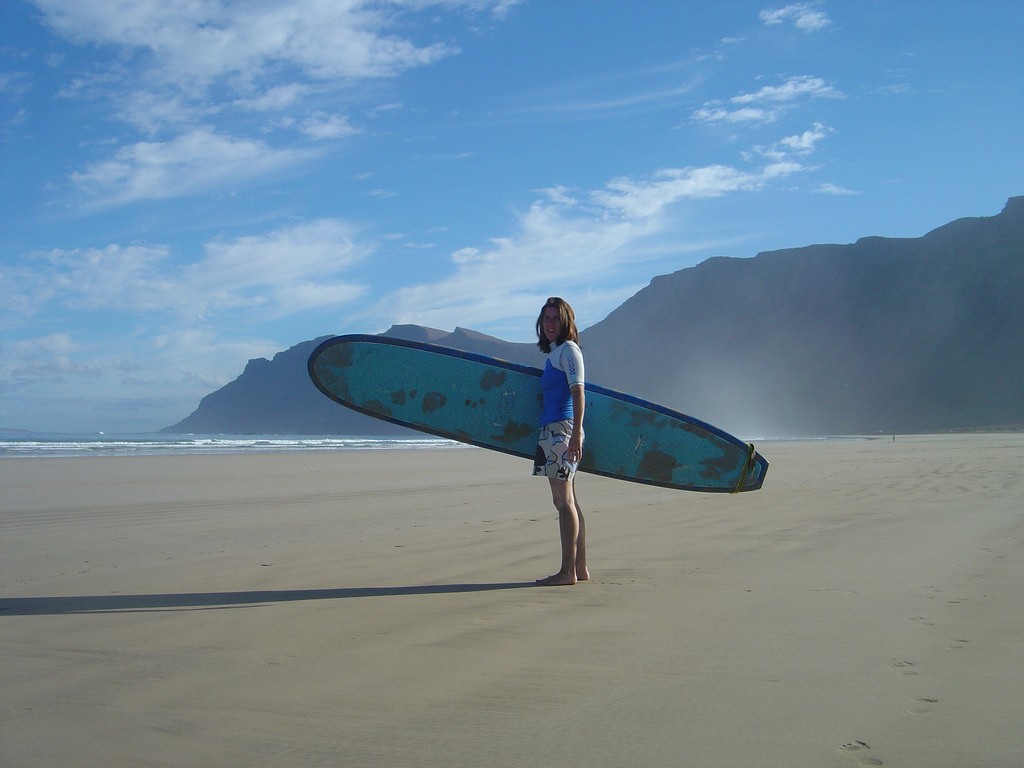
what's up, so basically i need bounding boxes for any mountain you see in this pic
[582,196,1024,436]
[161,326,539,435]
[164,197,1024,437]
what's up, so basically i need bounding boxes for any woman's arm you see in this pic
[568,383,585,462]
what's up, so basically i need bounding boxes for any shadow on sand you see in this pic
[0,582,535,616]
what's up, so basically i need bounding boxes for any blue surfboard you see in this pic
[308,334,767,493]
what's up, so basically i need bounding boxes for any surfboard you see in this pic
[308,334,768,493]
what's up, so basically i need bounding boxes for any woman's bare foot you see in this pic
[576,566,591,582]
[536,572,577,586]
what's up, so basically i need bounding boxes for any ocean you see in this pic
[0,433,463,459]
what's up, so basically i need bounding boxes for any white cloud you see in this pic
[234,84,310,112]
[5,333,107,380]
[486,0,524,20]
[365,157,808,332]
[779,121,832,152]
[0,325,281,431]
[691,106,774,125]
[193,219,368,316]
[593,164,789,219]
[1,216,370,427]
[759,3,831,32]
[11,332,75,357]
[33,0,462,84]
[745,121,832,162]
[111,89,202,136]
[3,219,367,323]
[731,76,840,104]
[364,193,652,331]
[69,127,314,206]
[815,182,858,195]
[300,112,360,140]
[692,75,843,125]
[33,0,514,204]
[537,185,580,207]
[42,243,176,314]
[0,71,33,96]
[526,80,704,116]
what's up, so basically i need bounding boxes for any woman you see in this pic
[533,297,589,586]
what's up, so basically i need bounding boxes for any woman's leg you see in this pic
[538,477,588,585]
[573,479,589,581]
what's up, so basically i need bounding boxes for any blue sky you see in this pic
[2,0,1022,433]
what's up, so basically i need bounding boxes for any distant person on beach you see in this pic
[533,297,589,586]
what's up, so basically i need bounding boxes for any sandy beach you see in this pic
[2,434,1022,767]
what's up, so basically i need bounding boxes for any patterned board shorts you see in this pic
[532,419,583,482]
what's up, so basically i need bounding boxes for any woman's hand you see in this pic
[567,432,583,463]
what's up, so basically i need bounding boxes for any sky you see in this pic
[1,0,1022,433]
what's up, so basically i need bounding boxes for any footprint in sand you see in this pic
[910,696,938,714]
[839,741,883,765]
[839,740,870,752]
[891,660,917,675]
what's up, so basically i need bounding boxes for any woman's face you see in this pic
[542,306,563,344]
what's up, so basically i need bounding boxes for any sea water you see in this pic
[0,432,462,458]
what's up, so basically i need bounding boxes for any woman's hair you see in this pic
[535,296,580,353]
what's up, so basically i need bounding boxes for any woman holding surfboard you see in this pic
[533,297,589,586]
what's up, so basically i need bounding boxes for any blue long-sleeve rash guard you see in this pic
[538,341,585,426]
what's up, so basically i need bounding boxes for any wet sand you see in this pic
[2,434,1023,767]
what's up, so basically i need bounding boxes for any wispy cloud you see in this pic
[300,113,360,140]
[487,0,525,21]
[1,324,280,431]
[31,0,512,205]
[33,0,462,85]
[364,154,810,334]
[815,182,858,195]
[592,163,801,219]
[732,76,841,104]
[193,219,369,317]
[746,121,833,160]
[779,121,832,152]
[521,80,704,116]
[0,215,376,426]
[507,53,708,120]
[4,219,368,323]
[69,127,314,207]
[692,75,843,125]
[691,106,775,125]
[759,3,832,32]
[0,71,33,96]
[5,333,105,381]
[234,84,310,113]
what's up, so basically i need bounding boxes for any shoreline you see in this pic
[3,427,1023,462]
